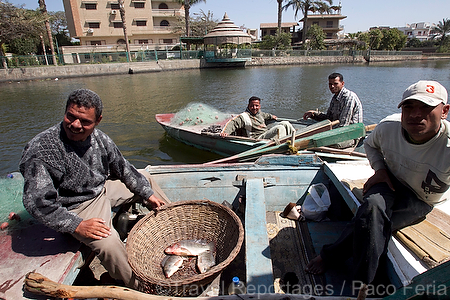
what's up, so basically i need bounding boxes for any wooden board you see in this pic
[0,221,86,299]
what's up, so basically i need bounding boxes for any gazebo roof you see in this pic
[204,13,252,45]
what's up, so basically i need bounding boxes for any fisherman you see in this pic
[303,73,363,147]
[19,89,170,289]
[306,80,450,294]
[220,96,294,140]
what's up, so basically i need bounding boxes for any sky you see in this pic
[8,0,450,35]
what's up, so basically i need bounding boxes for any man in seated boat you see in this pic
[306,80,450,291]
[303,72,363,147]
[220,96,295,140]
[19,89,170,289]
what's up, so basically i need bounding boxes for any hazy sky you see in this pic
[8,0,450,34]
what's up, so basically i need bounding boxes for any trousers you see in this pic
[258,121,295,140]
[70,169,170,288]
[320,174,432,284]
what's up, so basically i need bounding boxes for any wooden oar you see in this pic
[204,120,338,165]
[25,272,363,300]
[234,123,367,162]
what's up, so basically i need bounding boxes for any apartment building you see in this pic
[300,13,346,39]
[63,0,185,46]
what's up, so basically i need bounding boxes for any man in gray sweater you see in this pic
[20,89,168,289]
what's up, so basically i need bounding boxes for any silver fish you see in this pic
[165,239,215,256]
[197,250,215,273]
[161,255,184,278]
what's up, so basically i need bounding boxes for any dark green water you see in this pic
[1,60,450,176]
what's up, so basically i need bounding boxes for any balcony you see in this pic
[152,9,184,17]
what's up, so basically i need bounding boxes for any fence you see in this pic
[1,49,424,69]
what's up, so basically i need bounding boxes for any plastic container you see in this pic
[227,276,246,295]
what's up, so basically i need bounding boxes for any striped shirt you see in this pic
[315,87,363,127]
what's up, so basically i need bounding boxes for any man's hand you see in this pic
[272,115,278,120]
[303,110,316,120]
[220,132,228,137]
[74,218,111,240]
[363,169,395,194]
[145,194,166,210]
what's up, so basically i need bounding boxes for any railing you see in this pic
[0,49,424,68]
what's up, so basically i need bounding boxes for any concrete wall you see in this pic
[0,54,425,83]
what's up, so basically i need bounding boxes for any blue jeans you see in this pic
[320,174,432,284]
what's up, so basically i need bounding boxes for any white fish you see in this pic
[165,239,215,256]
[197,251,215,273]
[161,255,184,278]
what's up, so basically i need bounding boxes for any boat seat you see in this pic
[341,178,450,268]
[245,178,274,293]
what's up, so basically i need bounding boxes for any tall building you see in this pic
[63,0,184,46]
[300,13,346,39]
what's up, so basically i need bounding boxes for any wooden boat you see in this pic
[14,154,450,299]
[156,113,368,161]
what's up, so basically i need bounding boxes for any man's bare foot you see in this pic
[305,255,326,274]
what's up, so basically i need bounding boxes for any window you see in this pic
[160,20,169,26]
[312,21,319,26]
[134,2,145,8]
[90,41,102,45]
[158,3,168,9]
[113,22,123,28]
[326,33,333,38]
[326,21,333,28]
[163,39,173,44]
[85,3,97,10]
[111,3,120,9]
[136,20,147,26]
[138,40,149,44]
[88,22,100,28]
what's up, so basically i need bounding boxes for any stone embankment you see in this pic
[0,54,432,83]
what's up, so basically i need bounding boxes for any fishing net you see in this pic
[169,102,233,127]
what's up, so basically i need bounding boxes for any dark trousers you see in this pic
[320,175,432,284]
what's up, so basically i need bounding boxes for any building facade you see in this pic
[300,13,346,40]
[63,0,184,46]
[398,22,437,41]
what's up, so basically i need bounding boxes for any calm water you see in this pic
[1,60,450,177]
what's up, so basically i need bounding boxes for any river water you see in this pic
[1,59,450,177]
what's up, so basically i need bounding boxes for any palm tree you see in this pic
[283,0,337,44]
[117,0,130,61]
[178,0,206,37]
[277,0,283,34]
[38,0,57,65]
[435,18,450,47]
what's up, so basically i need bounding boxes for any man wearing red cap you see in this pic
[306,80,450,291]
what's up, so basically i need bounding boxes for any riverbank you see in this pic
[1,54,448,83]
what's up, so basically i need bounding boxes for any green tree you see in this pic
[306,23,325,49]
[177,0,206,37]
[49,11,72,47]
[259,32,292,50]
[0,1,44,68]
[172,9,218,37]
[283,0,339,44]
[380,28,406,50]
[368,28,382,49]
[435,18,450,52]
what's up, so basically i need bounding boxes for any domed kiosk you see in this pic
[202,13,252,67]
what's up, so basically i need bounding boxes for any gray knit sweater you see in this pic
[19,123,154,234]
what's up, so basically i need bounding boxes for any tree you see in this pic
[380,28,406,50]
[283,0,338,44]
[259,32,292,50]
[117,0,130,60]
[49,11,72,47]
[368,28,382,49]
[435,18,450,51]
[0,1,44,68]
[38,0,57,65]
[277,0,283,34]
[172,9,218,37]
[177,0,206,37]
[306,24,325,49]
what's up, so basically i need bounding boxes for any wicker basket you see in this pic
[127,200,244,296]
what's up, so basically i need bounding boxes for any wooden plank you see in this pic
[245,178,274,293]
[0,223,86,299]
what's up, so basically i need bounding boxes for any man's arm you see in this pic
[220,115,245,137]
[337,90,363,126]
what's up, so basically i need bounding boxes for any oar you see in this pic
[204,120,338,165]
[232,123,367,162]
